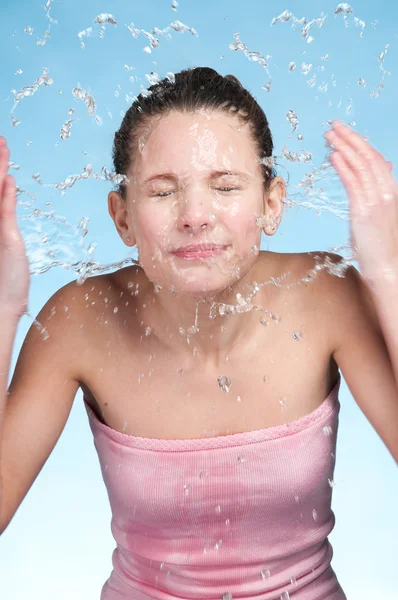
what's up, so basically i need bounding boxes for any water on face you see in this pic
[7,2,395,594]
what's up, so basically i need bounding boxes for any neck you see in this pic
[141,255,275,364]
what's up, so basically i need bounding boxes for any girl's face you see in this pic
[126,109,269,296]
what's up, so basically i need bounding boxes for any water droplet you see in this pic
[255,215,266,228]
[237,395,242,403]
[183,484,192,495]
[145,326,152,336]
[222,593,233,600]
[263,375,268,383]
[113,307,118,314]
[300,62,312,75]
[218,375,231,392]
[292,330,303,341]
[290,575,297,585]
[322,425,332,436]
[328,478,335,488]
[260,317,269,326]
[279,397,288,412]
[199,470,209,480]
[40,327,49,341]
[215,505,221,514]
[280,592,290,600]
[225,518,230,526]
[260,568,271,579]
[312,508,318,521]
[214,539,223,550]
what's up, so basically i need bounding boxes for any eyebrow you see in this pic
[141,170,251,187]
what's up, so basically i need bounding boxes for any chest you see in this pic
[79,286,339,440]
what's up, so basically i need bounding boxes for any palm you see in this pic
[0,138,30,317]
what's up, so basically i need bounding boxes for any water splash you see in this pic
[126,19,196,54]
[10,67,53,126]
[9,4,393,333]
[77,13,117,48]
[286,110,299,136]
[218,376,231,393]
[72,84,97,116]
[271,9,327,44]
[229,33,272,92]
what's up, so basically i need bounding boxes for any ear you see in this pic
[261,177,285,236]
[108,191,137,246]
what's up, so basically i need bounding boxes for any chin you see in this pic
[144,253,254,296]
[166,272,241,298]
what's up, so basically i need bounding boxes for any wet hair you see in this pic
[112,66,276,200]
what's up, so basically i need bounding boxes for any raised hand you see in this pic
[0,137,30,318]
[325,121,398,284]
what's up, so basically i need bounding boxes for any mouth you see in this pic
[170,244,229,260]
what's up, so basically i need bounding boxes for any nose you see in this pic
[176,188,215,234]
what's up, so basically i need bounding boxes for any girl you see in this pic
[1,67,397,599]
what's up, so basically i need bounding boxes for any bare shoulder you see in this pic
[257,249,344,342]
[57,266,144,314]
[35,274,124,368]
[292,250,383,354]
[262,251,351,356]
[54,266,145,346]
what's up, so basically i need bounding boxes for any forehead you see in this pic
[133,110,258,178]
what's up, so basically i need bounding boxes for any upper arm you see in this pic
[0,281,85,534]
[325,253,398,463]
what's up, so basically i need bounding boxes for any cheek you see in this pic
[134,207,172,248]
[223,204,260,239]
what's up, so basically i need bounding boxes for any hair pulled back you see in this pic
[112,66,276,199]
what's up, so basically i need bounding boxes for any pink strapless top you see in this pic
[84,374,346,600]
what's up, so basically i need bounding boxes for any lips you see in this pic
[171,244,229,260]
[173,244,227,252]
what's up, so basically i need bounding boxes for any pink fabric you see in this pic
[84,374,346,599]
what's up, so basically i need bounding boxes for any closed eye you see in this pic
[153,188,238,198]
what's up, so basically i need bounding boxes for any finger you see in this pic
[1,175,16,217]
[326,131,376,206]
[329,151,364,215]
[0,141,9,176]
[0,144,9,213]
[332,121,396,191]
[0,175,23,245]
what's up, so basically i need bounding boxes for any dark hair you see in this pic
[112,66,276,200]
